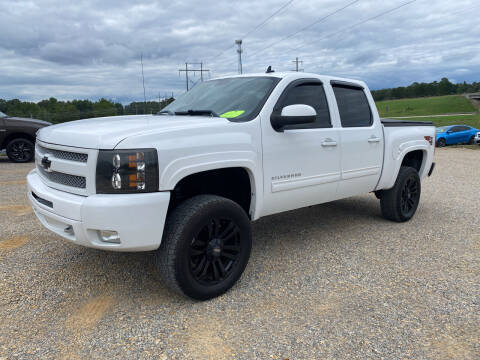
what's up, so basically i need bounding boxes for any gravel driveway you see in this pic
[0,148,479,359]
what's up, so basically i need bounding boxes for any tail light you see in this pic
[424,136,433,145]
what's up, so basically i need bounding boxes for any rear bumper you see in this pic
[27,169,170,252]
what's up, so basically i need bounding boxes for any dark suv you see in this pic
[0,111,51,162]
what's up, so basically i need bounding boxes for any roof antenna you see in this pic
[266,66,275,73]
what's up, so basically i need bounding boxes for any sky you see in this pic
[0,0,479,103]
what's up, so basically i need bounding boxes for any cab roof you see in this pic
[213,72,367,89]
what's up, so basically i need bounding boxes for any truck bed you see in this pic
[381,118,434,127]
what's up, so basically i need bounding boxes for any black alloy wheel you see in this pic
[6,138,34,163]
[437,138,446,147]
[189,218,241,286]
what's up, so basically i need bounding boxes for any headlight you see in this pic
[96,149,159,194]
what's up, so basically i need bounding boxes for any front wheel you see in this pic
[155,195,252,300]
[6,138,34,163]
[380,166,421,222]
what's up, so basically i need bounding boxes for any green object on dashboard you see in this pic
[220,110,245,118]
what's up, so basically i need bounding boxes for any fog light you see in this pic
[98,230,120,244]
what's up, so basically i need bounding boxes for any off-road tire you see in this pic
[380,166,421,222]
[155,195,252,300]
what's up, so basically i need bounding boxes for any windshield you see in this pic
[160,77,280,121]
[436,126,448,133]
[0,111,6,118]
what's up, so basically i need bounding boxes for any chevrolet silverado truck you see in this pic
[27,72,435,300]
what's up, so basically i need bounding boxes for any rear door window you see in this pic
[332,84,372,127]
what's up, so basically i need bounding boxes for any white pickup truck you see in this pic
[27,72,435,300]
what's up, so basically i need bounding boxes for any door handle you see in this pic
[368,136,381,143]
[321,138,337,147]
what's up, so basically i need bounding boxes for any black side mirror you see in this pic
[270,104,316,132]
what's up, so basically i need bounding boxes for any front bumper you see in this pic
[27,169,170,252]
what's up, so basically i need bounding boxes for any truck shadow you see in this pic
[48,194,382,304]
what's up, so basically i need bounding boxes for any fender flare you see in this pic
[159,151,263,219]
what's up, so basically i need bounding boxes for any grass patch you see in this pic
[376,95,476,117]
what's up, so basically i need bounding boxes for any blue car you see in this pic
[435,125,479,147]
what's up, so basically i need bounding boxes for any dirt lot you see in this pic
[0,148,479,359]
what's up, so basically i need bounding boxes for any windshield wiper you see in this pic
[157,110,175,115]
[174,109,219,117]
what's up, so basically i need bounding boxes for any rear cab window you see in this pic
[331,82,372,128]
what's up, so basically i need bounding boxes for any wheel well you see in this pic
[1,133,35,150]
[169,167,252,217]
[401,150,424,172]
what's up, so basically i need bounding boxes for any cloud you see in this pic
[0,0,478,102]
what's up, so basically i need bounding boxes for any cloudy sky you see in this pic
[0,0,479,103]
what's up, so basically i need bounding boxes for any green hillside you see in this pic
[401,114,480,128]
[376,95,476,117]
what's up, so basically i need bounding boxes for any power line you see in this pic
[242,0,294,39]
[290,0,418,54]
[208,0,295,61]
[247,0,360,59]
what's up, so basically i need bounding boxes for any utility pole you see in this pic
[291,57,304,72]
[178,62,210,91]
[140,53,147,113]
[235,40,243,74]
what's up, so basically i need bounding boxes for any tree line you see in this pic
[372,78,480,101]
[0,97,174,124]
[2,77,479,123]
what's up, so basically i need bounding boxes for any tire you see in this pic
[436,138,446,147]
[155,195,252,300]
[6,138,34,163]
[380,166,421,222]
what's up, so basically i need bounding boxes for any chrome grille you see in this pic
[37,166,86,189]
[37,145,88,163]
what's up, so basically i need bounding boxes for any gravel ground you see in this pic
[0,148,479,359]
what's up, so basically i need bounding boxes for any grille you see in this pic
[38,166,86,189]
[37,145,88,163]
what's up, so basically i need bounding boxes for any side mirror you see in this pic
[271,104,316,132]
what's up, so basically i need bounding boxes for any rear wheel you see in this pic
[468,136,475,145]
[436,138,446,147]
[6,138,34,163]
[380,166,421,222]
[156,195,252,300]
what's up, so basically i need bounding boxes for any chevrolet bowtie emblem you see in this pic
[41,156,52,172]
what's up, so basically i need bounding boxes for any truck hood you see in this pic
[37,115,230,149]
